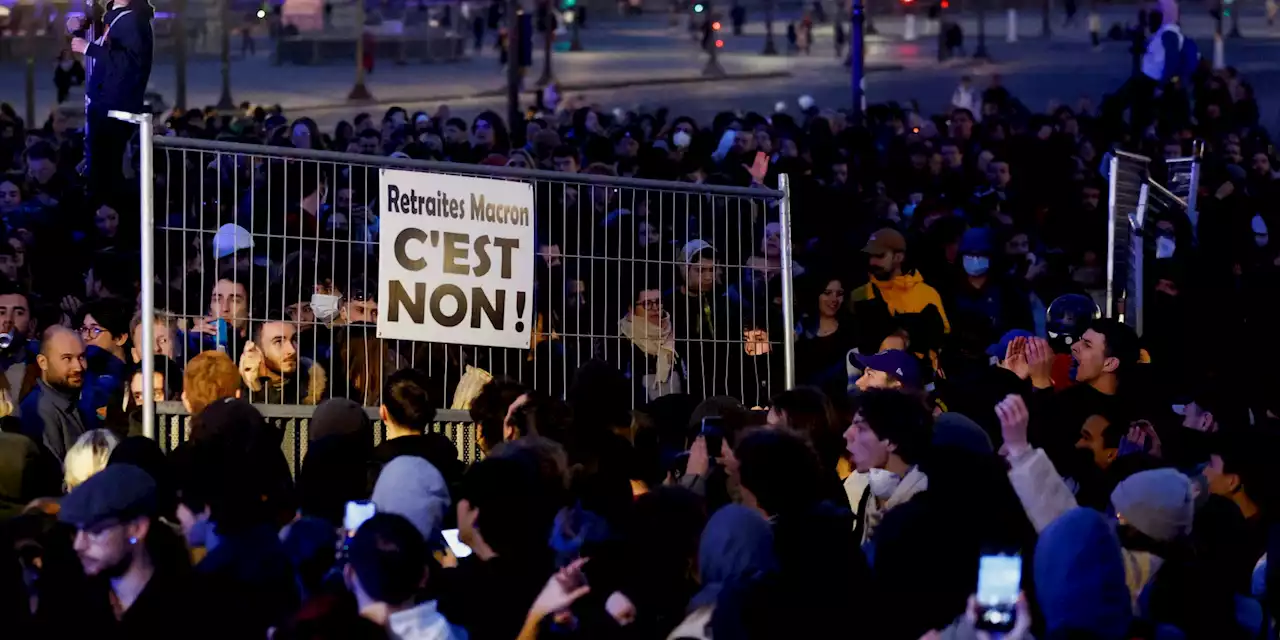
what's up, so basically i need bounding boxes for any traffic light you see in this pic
[565,0,576,6]
[694,3,705,12]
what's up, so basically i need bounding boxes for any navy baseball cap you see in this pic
[856,349,922,389]
[986,329,1035,359]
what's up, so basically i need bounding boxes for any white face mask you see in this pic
[1155,236,1176,260]
[962,255,990,277]
[60,60,73,70]
[672,131,692,149]
[311,293,341,323]
[868,468,902,500]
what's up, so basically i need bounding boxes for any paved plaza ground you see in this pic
[2,6,1279,129]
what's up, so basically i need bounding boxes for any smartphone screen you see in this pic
[700,417,724,460]
[442,528,473,559]
[343,500,377,538]
[976,555,1021,632]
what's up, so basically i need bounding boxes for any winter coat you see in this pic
[848,271,950,362]
[81,2,154,114]
[1005,447,1165,609]
[858,466,929,546]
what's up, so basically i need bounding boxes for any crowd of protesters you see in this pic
[0,0,1280,635]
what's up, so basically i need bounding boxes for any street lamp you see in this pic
[702,15,725,75]
[175,0,188,110]
[536,0,554,86]
[762,0,778,54]
[24,6,35,127]
[850,0,865,125]
[348,0,374,101]
[506,0,523,133]
[216,0,235,110]
[565,0,582,50]
[974,0,990,58]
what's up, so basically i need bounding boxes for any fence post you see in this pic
[1104,154,1118,319]
[1187,139,1203,245]
[112,110,156,440]
[777,173,796,390]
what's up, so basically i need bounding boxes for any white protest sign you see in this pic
[377,169,535,349]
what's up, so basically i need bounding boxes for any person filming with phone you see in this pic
[67,0,154,203]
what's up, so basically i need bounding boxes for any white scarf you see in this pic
[619,312,675,384]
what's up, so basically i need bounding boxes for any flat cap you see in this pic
[59,464,157,531]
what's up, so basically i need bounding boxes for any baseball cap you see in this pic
[959,227,994,255]
[863,228,906,255]
[59,464,158,531]
[986,329,1035,359]
[856,349,921,389]
[680,239,716,264]
[211,223,254,260]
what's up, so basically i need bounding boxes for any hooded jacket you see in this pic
[849,271,950,360]
[1034,508,1133,639]
[81,1,154,114]
[1006,447,1189,608]
[669,505,778,640]
[371,456,451,544]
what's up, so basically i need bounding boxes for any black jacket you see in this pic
[193,525,300,638]
[80,2,154,114]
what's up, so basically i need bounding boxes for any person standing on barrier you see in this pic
[67,0,154,205]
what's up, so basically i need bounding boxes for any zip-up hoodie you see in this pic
[850,270,950,360]
[81,1,154,114]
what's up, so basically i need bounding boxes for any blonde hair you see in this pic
[64,429,120,492]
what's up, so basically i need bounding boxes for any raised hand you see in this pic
[239,340,264,391]
[1025,337,1055,389]
[1002,335,1030,380]
[996,394,1031,458]
[528,558,591,623]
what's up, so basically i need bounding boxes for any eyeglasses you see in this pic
[636,299,661,308]
[79,325,104,340]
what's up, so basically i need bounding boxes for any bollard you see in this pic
[1006,8,1017,42]
[904,13,917,41]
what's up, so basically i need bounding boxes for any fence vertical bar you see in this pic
[1105,154,1119,319]
[116,111,156,439]
[777,173,796,390]
[1187,139,1203,245]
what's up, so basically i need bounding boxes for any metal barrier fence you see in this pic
[154,402,482,474]
[1105,147,1200,337]
[138,131,795,445]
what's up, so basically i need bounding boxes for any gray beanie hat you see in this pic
[1110,468,1194,542]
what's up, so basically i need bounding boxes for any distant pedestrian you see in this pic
[787,22,799,53]
[241,25,256,57]
[473,14,486,51]
[53,49,85,104]
[800,12,814,54]
[1064,0,1078,27]
[835,20,846,58]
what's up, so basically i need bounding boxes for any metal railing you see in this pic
[1104,145,1201,337]
[153,402,482,473]
[135,127,796,452]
